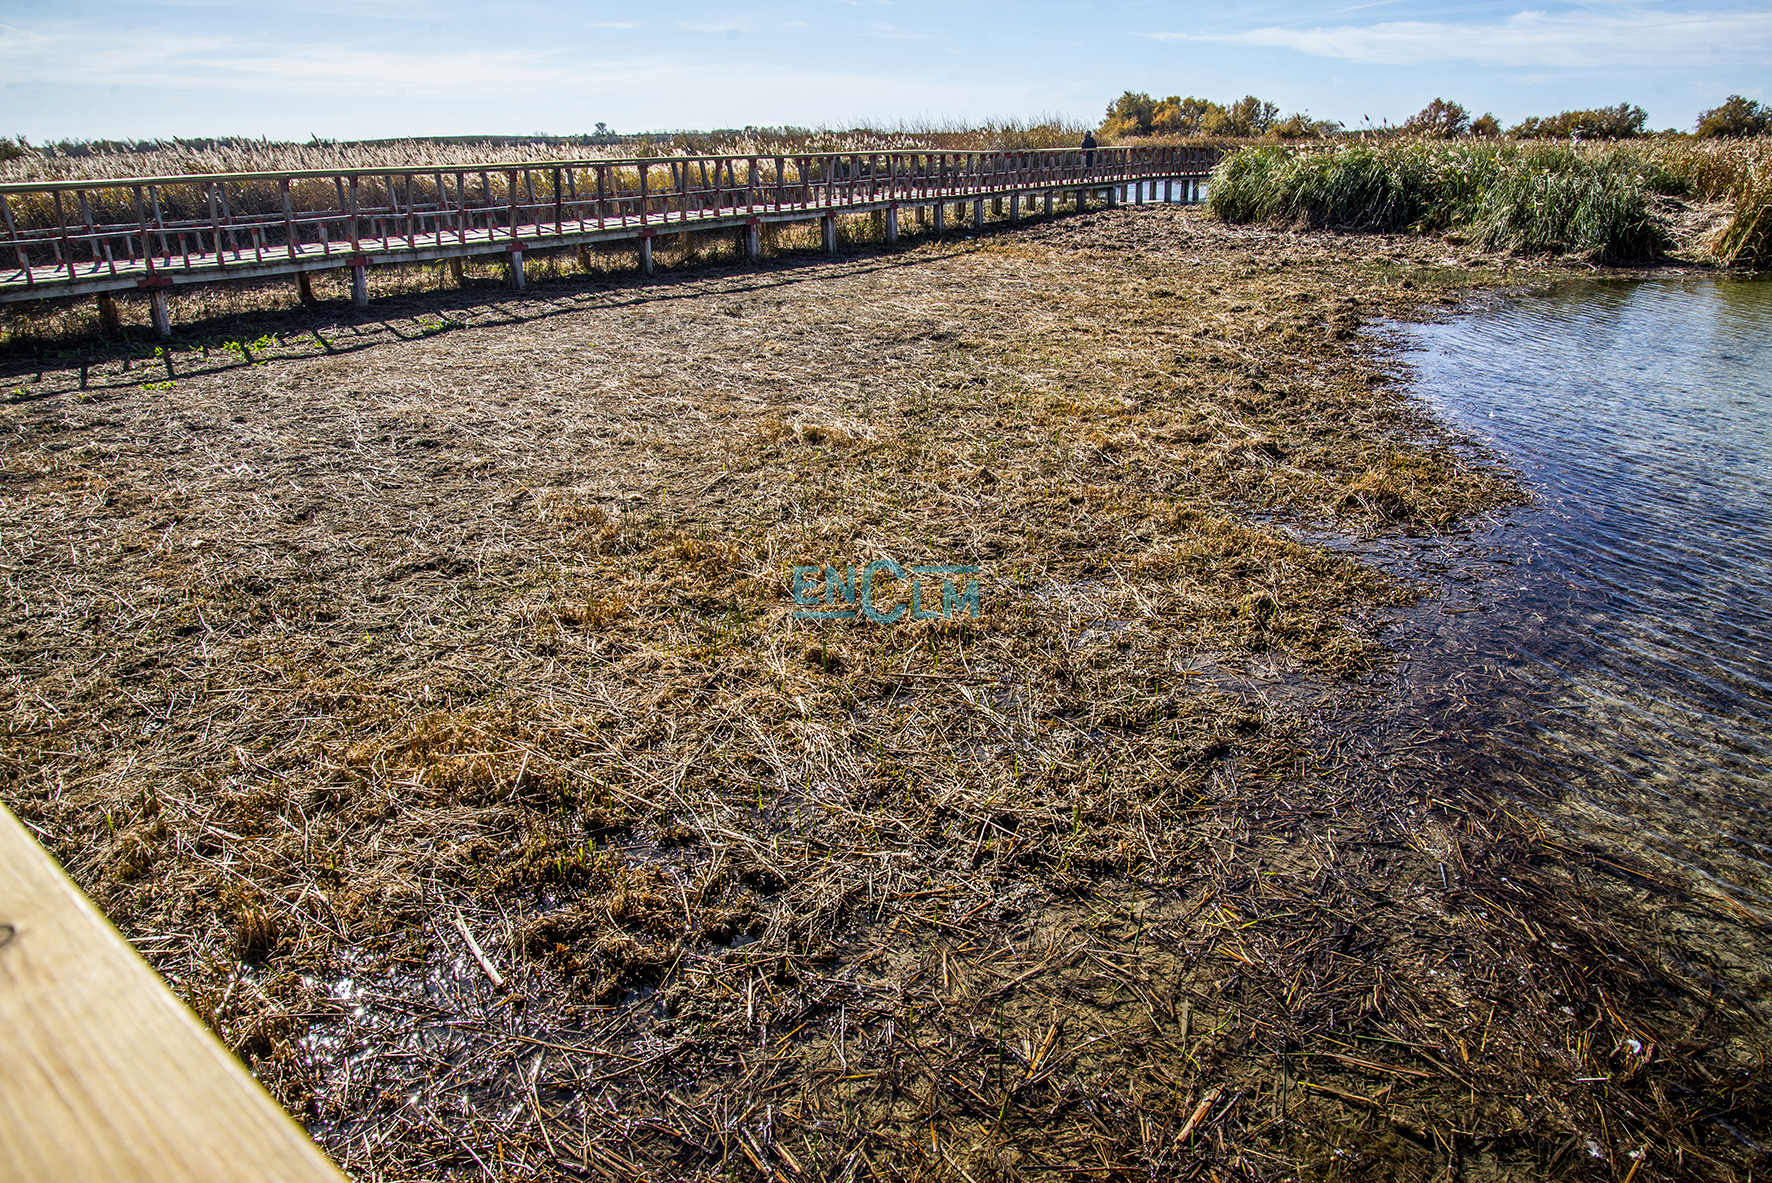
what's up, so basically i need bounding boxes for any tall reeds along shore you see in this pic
[1208,138,1772,268]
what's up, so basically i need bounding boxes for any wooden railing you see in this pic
[0,803,348,1182]
[0,146,1218,330]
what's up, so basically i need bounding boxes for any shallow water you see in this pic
[1395,276,1772,921]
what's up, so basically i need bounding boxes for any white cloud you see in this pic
[1145,7,1772,68]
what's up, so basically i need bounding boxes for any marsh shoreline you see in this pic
[3,208,1765,1181]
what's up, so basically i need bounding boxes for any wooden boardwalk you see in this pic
[0,802,348,1182]
[0,146,1216,333]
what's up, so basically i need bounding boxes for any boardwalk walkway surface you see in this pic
[1,147,1215,332]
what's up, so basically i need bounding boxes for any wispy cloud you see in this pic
[0,24,1031,131]
[1145,7,1772,68]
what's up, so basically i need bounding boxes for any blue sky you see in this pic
[2,0,1767,141]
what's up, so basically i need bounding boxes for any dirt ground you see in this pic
[2,206,1766,1181]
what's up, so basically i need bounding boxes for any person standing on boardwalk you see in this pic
[1081,129,1097,172]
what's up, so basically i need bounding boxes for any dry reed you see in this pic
[2,206,1765,1181]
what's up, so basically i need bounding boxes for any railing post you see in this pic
[280,179,297,259]
[0,193,30,285]
[204,184,225,269]
[149,184,170,261]
[148,283,171,336]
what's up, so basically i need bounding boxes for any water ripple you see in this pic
[1397,275,1772,918]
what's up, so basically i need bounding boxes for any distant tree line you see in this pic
[1100,93,1339,140]
[1098,92,1772,141]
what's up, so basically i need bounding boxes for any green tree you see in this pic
[1152,96,1224,136]
[1511,103,1647,139]
[1696,95,1771,137]
[1401,98,1470,138]
[1274,112,1338,139]
[1227,95,1279,136]
[0,137,27,163]
[1470,113,1501,137]
[1101,91,1158,137]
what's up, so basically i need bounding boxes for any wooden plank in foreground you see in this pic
[0,803,348,1183]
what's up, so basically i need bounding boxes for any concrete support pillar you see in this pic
[886,205,899,244]
[1009,193,1020,223]
[932,203,944,233]
[991,196,1002,216]
[1135,180,1145,205]
[640,235,654,275]
[972,199,984,230]
[1076,190,1086,212]
[150,289,171,337]
[297,271,317,306]
[351,264,368,308]
[745,221,760,262]
[1164,179,1173,204]
[508,249,525,291]
[822,213,836,254]
[1044,190,1053,215]
[1107,186,1119,208]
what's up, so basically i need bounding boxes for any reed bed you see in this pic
[1652,138,1772,266]
[4,204,1767,1180]
[1208,138,1772,267]
[0,120,1086,185]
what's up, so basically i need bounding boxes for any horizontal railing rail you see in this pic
[0,146,1219,326]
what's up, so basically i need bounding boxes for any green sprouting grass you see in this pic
[1208,139,1772,266]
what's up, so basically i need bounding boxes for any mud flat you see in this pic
[2,207,1764,1181]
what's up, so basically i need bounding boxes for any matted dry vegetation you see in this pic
[2,207,1767,1181]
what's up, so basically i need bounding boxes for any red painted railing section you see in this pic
[0,147,1219,301]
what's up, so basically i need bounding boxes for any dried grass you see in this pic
[0,121,1088,185]
[2,208,1765,1181]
